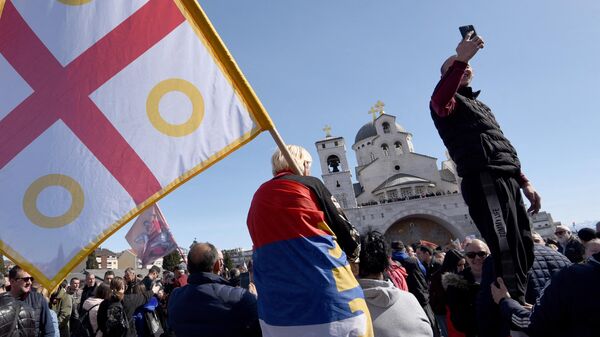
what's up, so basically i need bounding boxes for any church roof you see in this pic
[354,120,407,144]
[372,173,432,193]
[439,168,457,183]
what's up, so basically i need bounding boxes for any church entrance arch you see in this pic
[384,215,457,248]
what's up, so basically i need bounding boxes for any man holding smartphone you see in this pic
[429,29,541,304]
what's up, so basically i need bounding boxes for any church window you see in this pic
[334,141,339,146]
[381,213,384,218]
[336,180,340,187]
[388,189,398,199]
[370,153,376,161]
[382,122,391,134]
[400,187,412,198]
[327,155,341,172]
[394,141,403,155]
[321,144,325,149]
[394,165,400,171]
[381,144,389,156]
[415,186,424,196]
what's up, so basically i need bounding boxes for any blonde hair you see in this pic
[271,145,312,176]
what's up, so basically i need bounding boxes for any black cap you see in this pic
[578,228,596,242]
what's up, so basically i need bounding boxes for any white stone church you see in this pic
[315,104,480,246]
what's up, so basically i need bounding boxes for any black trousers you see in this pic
[461,172,534,302]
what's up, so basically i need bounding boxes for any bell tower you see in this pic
[315,126,357,209]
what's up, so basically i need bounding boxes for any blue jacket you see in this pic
[22,290,54,337]
[526,244,571,304]
[500,253,600,337]
[167,272,260,337]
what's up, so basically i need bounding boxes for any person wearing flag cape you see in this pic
[247,145,373,337]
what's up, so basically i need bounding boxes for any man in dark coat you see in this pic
[78,272,97,315]
[391,241,440,337]
[492,252,600,337]
[8,266,54,337]
[168,242,260,337]
[554,225,585,263]
[0,292,36,337]
[430,31,540,303]
[525,234,571,304]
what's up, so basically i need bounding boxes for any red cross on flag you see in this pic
[0,0,275,289]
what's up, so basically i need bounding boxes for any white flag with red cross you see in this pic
[0,0,274,289]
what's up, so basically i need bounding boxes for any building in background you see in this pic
[95,248,119,269]
[317,103,477,246]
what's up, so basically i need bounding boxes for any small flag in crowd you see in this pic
[0,0,273,289]
[125,204,177,266]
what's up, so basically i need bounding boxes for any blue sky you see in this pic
[104,0,600,252]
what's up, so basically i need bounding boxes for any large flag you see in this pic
[0,0,274,289]
[125,204,177,267]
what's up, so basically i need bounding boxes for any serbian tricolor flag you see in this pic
[0,0,273,289]
[247,173,373,337]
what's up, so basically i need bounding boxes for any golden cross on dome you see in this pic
[323,125,332,138]
[374,100,385,115]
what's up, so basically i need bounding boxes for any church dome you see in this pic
[354,121,407,144]
[354,122,377,144]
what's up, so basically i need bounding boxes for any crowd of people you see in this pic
[2,31,599,337]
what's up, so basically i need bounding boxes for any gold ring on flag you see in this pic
[57,0,94,5]
[146,78,205,137]
[23,174,85,228]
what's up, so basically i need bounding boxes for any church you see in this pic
[315,102,479,247]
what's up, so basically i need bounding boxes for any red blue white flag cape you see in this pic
[0,0,273,289]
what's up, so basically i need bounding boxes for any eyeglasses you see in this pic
[465,251,488,259]
[555,230,566,235]
[15,277,34,282]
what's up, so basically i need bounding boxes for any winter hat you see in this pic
[578,228,596,242]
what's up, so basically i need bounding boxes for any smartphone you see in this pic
[240,272,250,289]
[459,25,477,39]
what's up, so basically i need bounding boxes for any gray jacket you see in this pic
[359,278,433,337]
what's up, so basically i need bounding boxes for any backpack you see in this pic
[71,303,99,337]
[105,301,128,337]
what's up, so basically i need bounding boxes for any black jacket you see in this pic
[392,253,430,306]
[167,272,260,337]
[0,293,36,337]
[526,244,571,304]
[500,253,600,337]
[442,269,479,337]
[431,86,521,178]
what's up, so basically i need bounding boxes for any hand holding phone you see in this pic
[459,25,477,40]
[455,25,484,63]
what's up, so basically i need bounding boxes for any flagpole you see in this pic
[154,204,187,265]
[268,127,302,175]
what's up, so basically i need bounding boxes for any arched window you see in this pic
[327,155,341,172]
[394,141,403,155]
[370,152,376,161]
[382,122,391,134]
[381,143,389,156]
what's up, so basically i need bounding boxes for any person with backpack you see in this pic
[74,283,111,337]
[97,277,159,337]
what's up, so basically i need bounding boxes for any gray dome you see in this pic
[354,122,377,144]
[354,121,407,144]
